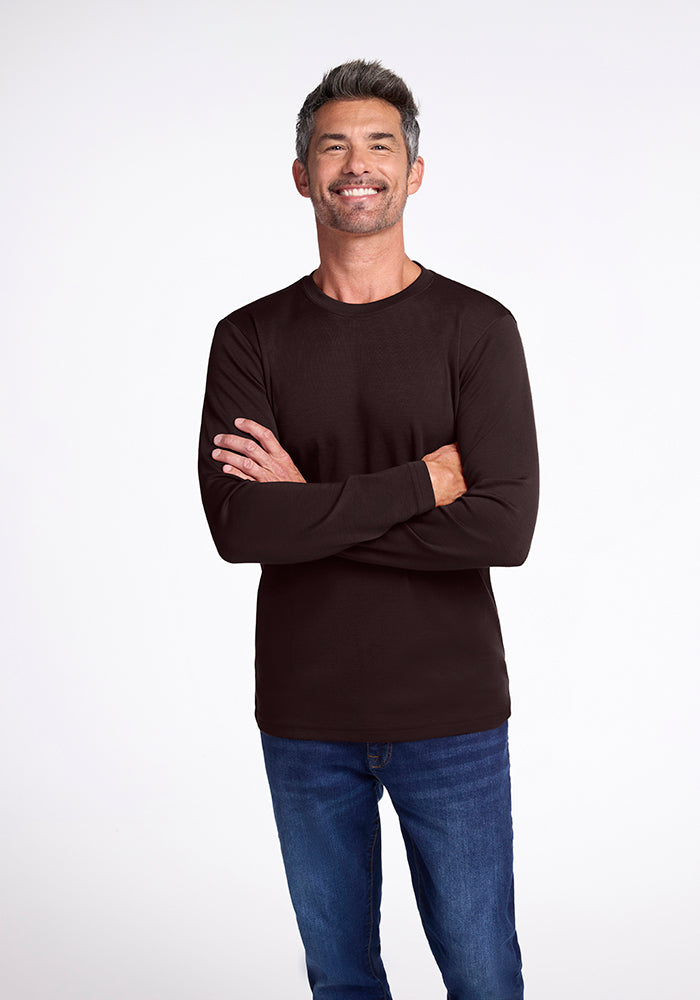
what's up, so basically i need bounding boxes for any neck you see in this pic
[312,222,421,304]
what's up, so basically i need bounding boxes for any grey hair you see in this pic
[295,59,420,167]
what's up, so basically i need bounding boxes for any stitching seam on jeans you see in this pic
[367,743,393,770]
[366,806,390,998]
[409,831,423,909]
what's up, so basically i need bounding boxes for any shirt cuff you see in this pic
[407,458,436,514]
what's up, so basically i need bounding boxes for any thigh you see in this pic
[260,733,391,999]
[384,723,523,1000]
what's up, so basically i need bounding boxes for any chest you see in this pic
[264,319,460,477]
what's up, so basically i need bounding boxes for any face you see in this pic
[293,97,424,235]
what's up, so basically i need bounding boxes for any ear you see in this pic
[407,155,425,196]
[292,159,311,198]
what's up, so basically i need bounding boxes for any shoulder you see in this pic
[217,277,306,332]
[421,270,525,370]
[426,269,515,329]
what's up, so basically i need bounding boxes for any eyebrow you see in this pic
[317,132,398,143]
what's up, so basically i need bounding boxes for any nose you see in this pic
[341,145,370,176]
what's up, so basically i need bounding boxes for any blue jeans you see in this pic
[260,721,523,1000]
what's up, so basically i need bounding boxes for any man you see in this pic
[198,59,538,1000]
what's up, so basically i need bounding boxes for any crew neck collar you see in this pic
[300,262,434,315]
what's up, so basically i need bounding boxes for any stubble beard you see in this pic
[311,184,409,236]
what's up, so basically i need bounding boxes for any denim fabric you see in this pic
[260,721,523,1000]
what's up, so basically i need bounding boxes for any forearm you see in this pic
[334,476,539,571]
[198,452,436,565]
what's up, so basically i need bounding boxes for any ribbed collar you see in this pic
[300,262,435,316]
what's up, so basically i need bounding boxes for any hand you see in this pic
[421,442,467,507]
[212,417,307,483]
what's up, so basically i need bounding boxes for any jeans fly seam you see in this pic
[367,743,393,771]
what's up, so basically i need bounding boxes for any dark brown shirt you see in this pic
[198,266,539,740]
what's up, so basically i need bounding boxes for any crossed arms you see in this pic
[197,313,539,571]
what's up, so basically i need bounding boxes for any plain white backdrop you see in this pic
[2,1,698,997]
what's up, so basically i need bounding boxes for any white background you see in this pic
[2,1,698,997]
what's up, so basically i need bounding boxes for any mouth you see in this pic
[332,185,384,198]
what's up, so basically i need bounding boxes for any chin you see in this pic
[318,208,405,236]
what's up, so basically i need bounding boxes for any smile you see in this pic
[334,187,382,197]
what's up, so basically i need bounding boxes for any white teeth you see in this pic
[338,187,378,196]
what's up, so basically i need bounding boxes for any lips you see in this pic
[331,184,385,198]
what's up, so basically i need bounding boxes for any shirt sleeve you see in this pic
[198,317,436,564]
[334,311,539,571]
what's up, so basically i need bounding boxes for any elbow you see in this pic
[207,516,294,566]
[213,535,246,565]
[505,520,538,567]
[203,506,257,564]
[209,516,270,564]
[204,521,246,563]
[493,508,538,567]
[490,540,529,567]
[470,480,538,568]
[200,478,263,564]
[506,539,532,567]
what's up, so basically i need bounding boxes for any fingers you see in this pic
[212,445,262,480]
[212,429,274,473]
[223,467,253,480]
[233,417,288,459]
[212,419,296,483]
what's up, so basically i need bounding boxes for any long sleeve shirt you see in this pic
[197,265,539,741]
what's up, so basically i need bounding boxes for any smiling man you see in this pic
[293,96,423,238]
[198,59,539,1000]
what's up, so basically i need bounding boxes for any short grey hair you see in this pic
[295,59,420,167]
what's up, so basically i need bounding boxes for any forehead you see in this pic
[312,97,402,137]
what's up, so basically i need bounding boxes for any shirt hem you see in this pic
[255,709,511,743]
